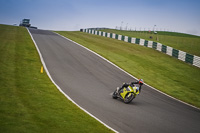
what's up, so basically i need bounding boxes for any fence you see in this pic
[81,29,200,68]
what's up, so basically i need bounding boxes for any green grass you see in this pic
[56,31,200,108]
[0,24,113,133]
[100,29,200,56]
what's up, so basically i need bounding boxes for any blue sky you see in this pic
[0,0,200,35]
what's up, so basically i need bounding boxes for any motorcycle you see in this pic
[112,85,140,104]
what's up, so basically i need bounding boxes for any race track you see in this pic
[29,28,200,133]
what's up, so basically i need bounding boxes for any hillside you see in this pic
[56,30,200,108]
[0,24,113,133]
[100,29,200,56]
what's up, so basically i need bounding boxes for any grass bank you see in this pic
[56,31,200,108]
[0,24,113,133]
[100,29,200,56]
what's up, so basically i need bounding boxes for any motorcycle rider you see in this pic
[117,79,144,94]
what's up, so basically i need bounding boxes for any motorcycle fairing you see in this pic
[120,86,134,99]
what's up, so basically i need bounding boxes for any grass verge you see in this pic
[100,29,200,56]
[0,24,113,133]
[56,31,200,108]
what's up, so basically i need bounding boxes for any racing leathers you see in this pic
[117,80,143,94]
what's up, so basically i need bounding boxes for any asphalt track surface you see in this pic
[29,28,200,133]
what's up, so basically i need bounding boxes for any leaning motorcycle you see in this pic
[112,85,140,104]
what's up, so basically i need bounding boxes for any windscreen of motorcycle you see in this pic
[127,86,132,91]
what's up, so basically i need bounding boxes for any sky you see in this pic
[0,0,200,36]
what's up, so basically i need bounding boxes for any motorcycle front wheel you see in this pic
[124,93,135,104]
[112,90,118,99]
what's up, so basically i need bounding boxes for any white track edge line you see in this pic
[27,28,119,133]
[55,32,199,111]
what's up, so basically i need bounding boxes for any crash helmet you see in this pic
[138,79,144,85]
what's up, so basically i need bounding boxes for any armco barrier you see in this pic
[82,29,200,68]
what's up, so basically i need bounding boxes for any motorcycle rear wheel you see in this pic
[124,93,135,104]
